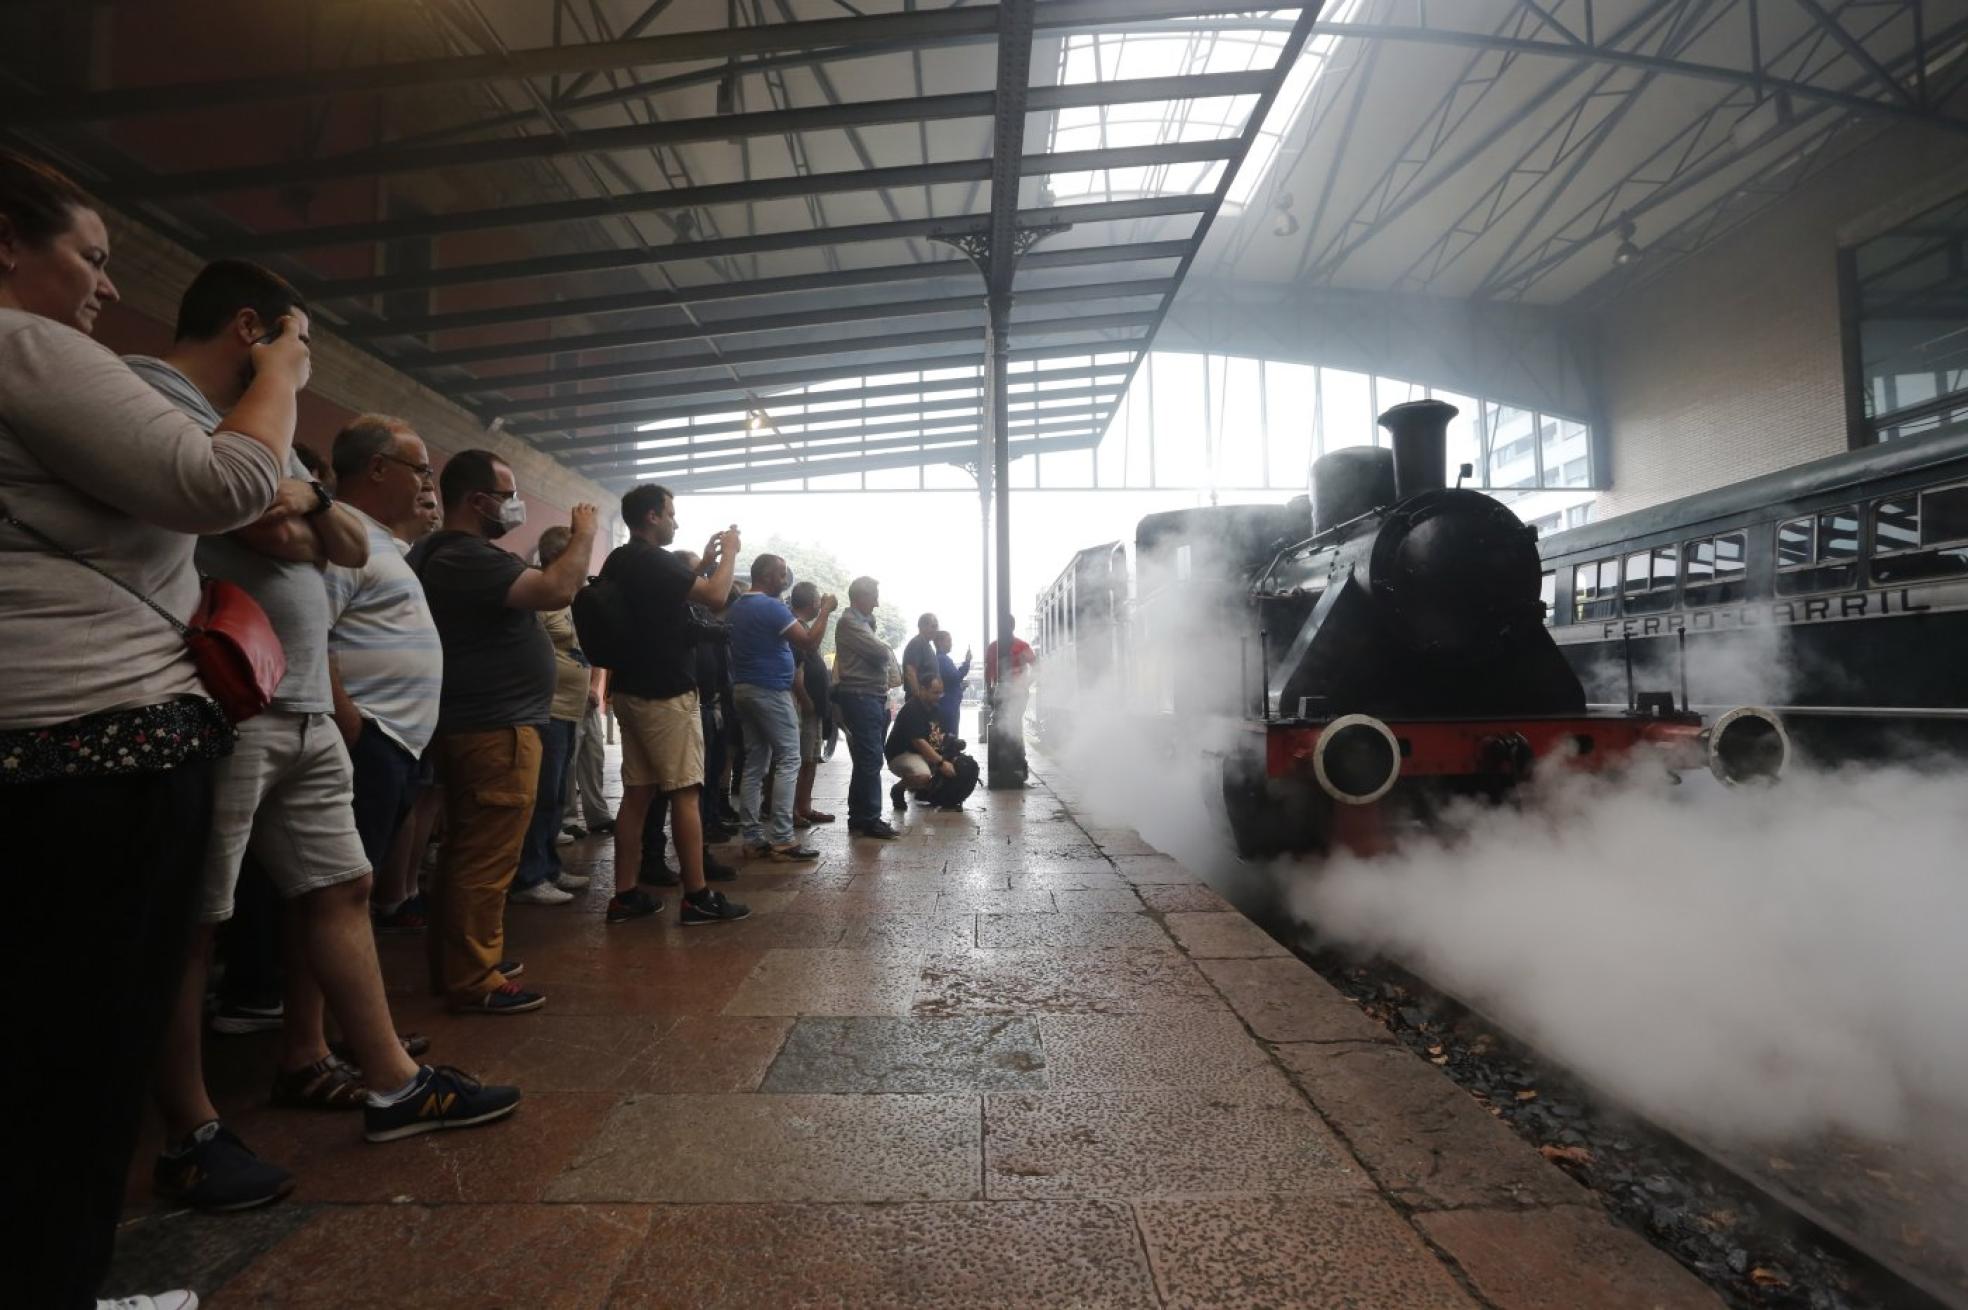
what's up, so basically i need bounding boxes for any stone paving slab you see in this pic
[1163,911,1292,958]
[1136,882,1239,913]
[1273,1041,1586,1209]
[1415,1205,1727,1309]
[723,947,926,1016]
[1036,1012,1281,1090]
[548,1093,982,1202]
[913,946,1225,1016]
[1135,1194,1479,1310]
[760,1016,1047,1093]
[211,1203,650,1308]
[984,1072,1369,1199]
[615,1201,1159,1308]
[1197,955,1399,1044]
[976,909,1174,949]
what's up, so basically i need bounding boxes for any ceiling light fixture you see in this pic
[1272,192,1299,238]
[1613,215,1642,268]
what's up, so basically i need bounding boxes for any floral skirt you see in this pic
[0,696,235,784]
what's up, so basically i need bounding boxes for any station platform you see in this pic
[108,750,1722,1309]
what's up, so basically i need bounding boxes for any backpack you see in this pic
[571,575,634,670]
[923,751,980,809]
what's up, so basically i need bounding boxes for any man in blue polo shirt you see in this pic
[728,554,834,861]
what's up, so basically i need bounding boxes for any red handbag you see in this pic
[183,577,287,722]
[3,504,286,723]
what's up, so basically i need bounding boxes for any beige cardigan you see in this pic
[0,310,282,730]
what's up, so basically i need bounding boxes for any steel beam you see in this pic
[638,432,1104,494]
[602,412,1104,482]
[314,195,1207,299]
[404,277,1170,370]
[6,1,1286,126]
[482,339,1142,419]
[1308,20,1960,131]
[224,139,1240,255]
[341,239,1189,340]
[447,309,1157,395]
[566,400,1117,473]
[120,69,1274,199]
[511,368,1124,445]
[545,375,1123,453]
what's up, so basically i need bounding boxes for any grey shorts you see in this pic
[200,709,371,922]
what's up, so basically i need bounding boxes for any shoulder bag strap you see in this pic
[0,498,192,637]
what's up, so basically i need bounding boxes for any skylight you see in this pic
[1042,3,1363,214]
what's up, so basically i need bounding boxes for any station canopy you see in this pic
[3,1,1964,493]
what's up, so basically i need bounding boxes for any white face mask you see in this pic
[478,492,526,538]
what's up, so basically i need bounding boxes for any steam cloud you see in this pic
[1290,758,1968,1145]
[1042,534,1967,1150]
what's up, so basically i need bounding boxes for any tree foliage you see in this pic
[744,535,908,657]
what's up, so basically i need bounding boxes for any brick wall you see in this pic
[1591,120,1968,520]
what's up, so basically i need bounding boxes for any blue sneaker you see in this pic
[363,1065,521,1143]
[153,1121,294,1211]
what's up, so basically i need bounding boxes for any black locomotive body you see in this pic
[1039,400,1787,858]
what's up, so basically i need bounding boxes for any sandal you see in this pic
[270,1056,368,1110]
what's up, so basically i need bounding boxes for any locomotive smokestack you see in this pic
[1380,399,1458,501]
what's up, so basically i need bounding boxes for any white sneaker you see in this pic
[554,871,592,891]
[510,882,574,905]
[554,830,576,847]
[100,1293,199,1310]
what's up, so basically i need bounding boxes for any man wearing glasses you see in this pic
[325,417,445,932]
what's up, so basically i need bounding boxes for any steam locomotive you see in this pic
[1036,400,1789,857]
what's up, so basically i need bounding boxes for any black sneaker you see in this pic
[890,781,907,810]
[704,821,736,842]
[703,846,738,882]
[561,823,587,839]
[208,998,283,1036]
[586,818,616,835]
[638,860,680,888]
[681,888,750,925]
[607,888,663,923]
[363,1065,522,1143]
[849,819,900,840]
[455,982,545,1015]
[154,1121,294,1211]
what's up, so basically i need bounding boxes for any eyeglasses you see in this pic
[382,454,435,480]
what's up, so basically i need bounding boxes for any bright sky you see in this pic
[676,486,1277,654]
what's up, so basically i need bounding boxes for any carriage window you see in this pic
[1682,532,1746,605]
[1925,483,1968,546]
[1778,505,1860,595]
[1539,570,1556,625]
[1872,489,1968,582]
[1573,559,1619,621]
[1622,547,1677,614]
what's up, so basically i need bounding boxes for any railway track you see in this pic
[1306,950,1967,1310]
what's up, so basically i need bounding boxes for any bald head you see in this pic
[750,553,789,597]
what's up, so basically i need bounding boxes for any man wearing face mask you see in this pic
[408,450,597,1014]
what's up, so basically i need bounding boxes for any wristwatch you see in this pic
[303,480,334,517]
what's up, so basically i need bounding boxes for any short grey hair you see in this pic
[537,524,572,566]
[848,575,878,605]
[332,414,411,481]
[788,580,818,610]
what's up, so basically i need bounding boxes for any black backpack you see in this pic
[923,751,980,809]
[571,575,633,670]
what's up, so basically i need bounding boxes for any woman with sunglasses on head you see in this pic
[0,148,309,1310]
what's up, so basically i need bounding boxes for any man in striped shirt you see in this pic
[324,416,445,919]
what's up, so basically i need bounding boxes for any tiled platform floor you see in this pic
[108,751,1720,1308]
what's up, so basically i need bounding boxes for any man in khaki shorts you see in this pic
[600,483,750,926]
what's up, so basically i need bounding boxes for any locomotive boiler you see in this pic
[1208,400,1789,856]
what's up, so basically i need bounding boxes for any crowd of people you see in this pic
[0,150,1029,1310]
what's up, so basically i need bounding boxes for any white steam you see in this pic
[1292,758,1968,1146]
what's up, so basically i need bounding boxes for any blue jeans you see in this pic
[516,717,576,888]
[836,691,888,826]
[735,682,800,848]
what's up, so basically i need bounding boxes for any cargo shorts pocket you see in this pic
[473,789,532,809]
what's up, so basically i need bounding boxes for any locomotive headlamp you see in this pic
[1705,706,1790,784]
[1312,714,1403,806]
